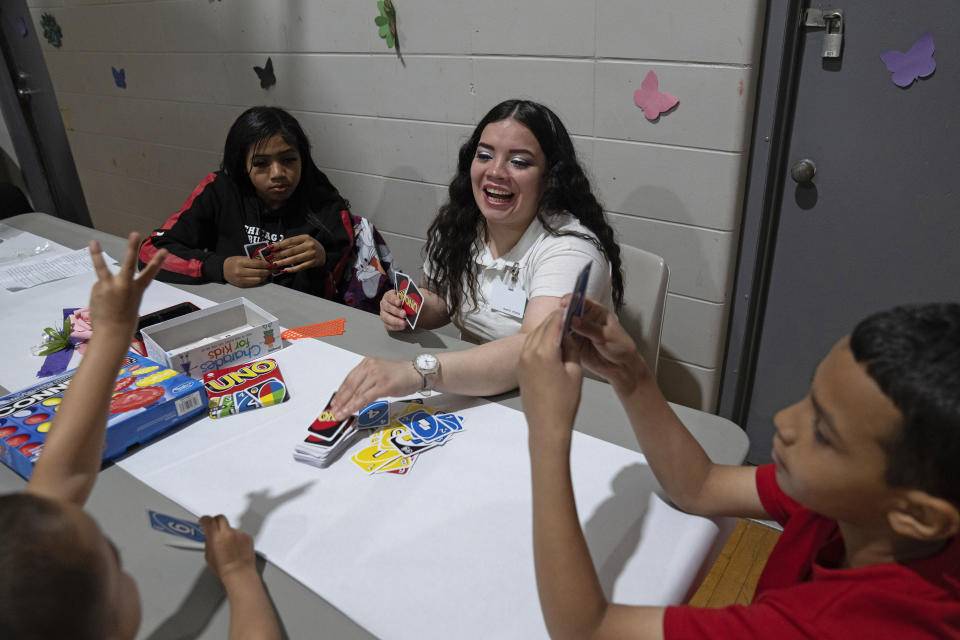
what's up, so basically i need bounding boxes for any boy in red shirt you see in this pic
[0,235,281,640]
[519,299,960,639]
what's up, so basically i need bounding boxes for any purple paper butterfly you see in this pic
[633,71,679,121]
[880,31,936,88]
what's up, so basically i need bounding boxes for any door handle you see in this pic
[790,159,817,183]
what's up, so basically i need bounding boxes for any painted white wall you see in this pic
[28,0,766,411]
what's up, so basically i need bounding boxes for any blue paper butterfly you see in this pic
[111,66,126,89]
[880,31,936,88]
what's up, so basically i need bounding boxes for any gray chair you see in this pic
[618,244,668,375]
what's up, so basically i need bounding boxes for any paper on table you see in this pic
[0,272,214,392]
[118,339,718,639]
[0,248,103,292]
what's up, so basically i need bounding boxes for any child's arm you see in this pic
[570,297,764,518]
[201,515,282,640]
[26,234,166,505]
[520,310,666,639]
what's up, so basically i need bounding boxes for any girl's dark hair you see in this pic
[424,100,623,319]
[221,106,347,216]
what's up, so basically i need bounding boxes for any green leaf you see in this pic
[379,24,390,38]
[386,33,395,49]
[374,15,387,26]
[377,0,385,14]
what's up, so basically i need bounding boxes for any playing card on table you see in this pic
[558,261,592,347]
[349,403,466,476]
[358,400,390,429]
[148,509,206,549]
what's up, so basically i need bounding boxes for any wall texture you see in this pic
[28,0,766,410]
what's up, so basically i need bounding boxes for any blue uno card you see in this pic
[148,509,205,543]
[558,262,592,347]
[358,400,390,429]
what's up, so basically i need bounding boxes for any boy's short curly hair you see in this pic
[0,493,108,639]
[850,303,960,507]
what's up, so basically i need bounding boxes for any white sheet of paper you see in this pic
[0,224,71,262]
[117,339,718,639]
[0,248,103,292]
[0,273,215,393]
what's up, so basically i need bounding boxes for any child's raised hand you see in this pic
[568,296,651,395]
[88,232,166,342]
[200,514,257,582]
[519,309,584,442]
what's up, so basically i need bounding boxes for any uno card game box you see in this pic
[203,358,290,418]
[0,352,207,479]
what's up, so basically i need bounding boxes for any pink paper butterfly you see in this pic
[633,71,679,121]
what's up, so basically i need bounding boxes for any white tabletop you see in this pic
[0,213,749,638]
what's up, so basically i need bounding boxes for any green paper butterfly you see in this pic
[40,13,63,48]
[374,0,404,65]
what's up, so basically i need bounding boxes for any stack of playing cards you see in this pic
[244,241,281,272]
[394,271,423,329]
[350,402,466,476]
[293,394,361,468]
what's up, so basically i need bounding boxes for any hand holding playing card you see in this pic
[380,288,408,332]
[224,256,272,288]
[567,295,651,396]
[519,309,584,442]
[330,357,421,420]
[393,271,424,329]
[200,514,257,582]
[269,234,326,272]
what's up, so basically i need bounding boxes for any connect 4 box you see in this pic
[0,352,207,479]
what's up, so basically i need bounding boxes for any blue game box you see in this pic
[0,352,207,479]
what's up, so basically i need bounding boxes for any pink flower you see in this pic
[70,307,92,354]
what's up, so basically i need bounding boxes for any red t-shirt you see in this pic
[663,464,960,638]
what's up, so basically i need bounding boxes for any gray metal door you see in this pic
[743,1,960,462]
[0,1,89,224]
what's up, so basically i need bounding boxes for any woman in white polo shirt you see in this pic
[331,99,623,418]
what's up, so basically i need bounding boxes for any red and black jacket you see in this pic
[138,172,353,300]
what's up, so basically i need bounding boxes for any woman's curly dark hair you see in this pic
[424,99,623,320]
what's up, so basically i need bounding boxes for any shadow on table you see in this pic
[582,463,660,598]
[143,483,312,640]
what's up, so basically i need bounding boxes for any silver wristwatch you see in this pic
[412,353,441,392]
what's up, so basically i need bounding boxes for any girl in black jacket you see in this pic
[138,106,353,300]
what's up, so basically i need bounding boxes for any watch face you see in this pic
[416,354,438,372]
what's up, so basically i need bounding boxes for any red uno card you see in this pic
[394,272,423,329]
[305,394,354,449]
[394,271,411,297]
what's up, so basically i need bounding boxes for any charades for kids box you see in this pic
[140,298,283,380]
[0,352,207,480]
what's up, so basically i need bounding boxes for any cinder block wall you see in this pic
[29,0,766,411]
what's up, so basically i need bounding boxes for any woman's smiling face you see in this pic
[470,118,546,233]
